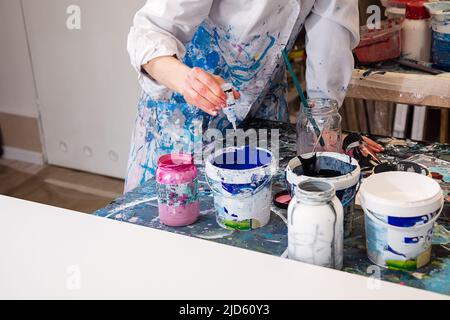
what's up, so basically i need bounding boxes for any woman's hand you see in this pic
[179,67,230,116]
[143,56,239,116]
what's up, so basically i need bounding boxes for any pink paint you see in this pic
[158,202,200,227]
[156,154,199,227]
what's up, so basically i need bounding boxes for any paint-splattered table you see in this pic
[95,120,450,296]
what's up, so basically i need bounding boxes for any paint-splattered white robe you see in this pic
[125,0,360,192]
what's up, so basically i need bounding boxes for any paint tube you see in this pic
[221,83,237,130]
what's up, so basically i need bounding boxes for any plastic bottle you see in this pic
[221,83,237,130]
[402,1,432,62]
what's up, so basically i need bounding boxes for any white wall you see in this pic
[0,0,38,117]
[21,0,145,178]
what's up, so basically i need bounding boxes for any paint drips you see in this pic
[206,146,276,231]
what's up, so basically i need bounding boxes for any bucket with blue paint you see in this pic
[359,172,444,270]
[286,152,360,237]
[205,146,277,231]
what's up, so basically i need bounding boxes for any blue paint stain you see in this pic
[192,26,212,49]
[405,237,420,244]
[186,26,276,82]
[388,216,427,228]
[219,32,277,80]
[206,51,220,69]
[220,181,268,195]
[387,245,407,258]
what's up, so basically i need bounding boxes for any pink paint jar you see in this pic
[156,154,199,227]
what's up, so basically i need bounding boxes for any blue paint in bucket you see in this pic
[206,146,277,231]
[211,145,272,170]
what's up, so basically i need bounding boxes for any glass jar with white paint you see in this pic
[288,180,344,270]
[296,99,342,156]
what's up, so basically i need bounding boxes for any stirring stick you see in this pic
[282,48,325,147]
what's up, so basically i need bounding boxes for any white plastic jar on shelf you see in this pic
[402,1,432,62]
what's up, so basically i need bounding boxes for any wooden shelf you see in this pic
[347,69,450,109]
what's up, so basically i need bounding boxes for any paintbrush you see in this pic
[282,49,325,147]
[397,58,446,75]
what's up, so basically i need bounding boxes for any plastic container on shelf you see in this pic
[354,20,402,64]
[431,19,450,68]
[385,6,407,21]
[402,1,432,62]
[425,1,450,68]
[383,0,424,21]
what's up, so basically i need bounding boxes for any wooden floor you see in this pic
[0,158,124,213]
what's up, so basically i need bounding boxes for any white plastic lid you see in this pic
[359,171,443,217]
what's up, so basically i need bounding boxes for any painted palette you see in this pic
[95,120,450,296]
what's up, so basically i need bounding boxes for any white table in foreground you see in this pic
[0,196,447,300]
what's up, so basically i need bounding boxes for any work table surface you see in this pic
[2,195,446,299]
[95,120,450,297]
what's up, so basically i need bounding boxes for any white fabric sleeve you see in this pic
[305,0,360,107]
[127,0,214,98]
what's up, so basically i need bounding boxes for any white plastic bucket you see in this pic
[286,152,361,237]
[359,172,444,270]
[205,146,277,231]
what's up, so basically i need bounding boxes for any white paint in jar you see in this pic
[402,2,432,62]
[288,180,344,270]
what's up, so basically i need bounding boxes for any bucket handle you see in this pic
[340,174,363,208]
[205,173,273,200]
[361,200,444,231]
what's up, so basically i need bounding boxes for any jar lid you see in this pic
[158,153,194,167]
[294,180,336,203]
[405,1,431,20]
[156,153,197,184]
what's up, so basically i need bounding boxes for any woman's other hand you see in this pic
[143,56,239,116]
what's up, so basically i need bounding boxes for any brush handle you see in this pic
[282,49,325,147]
